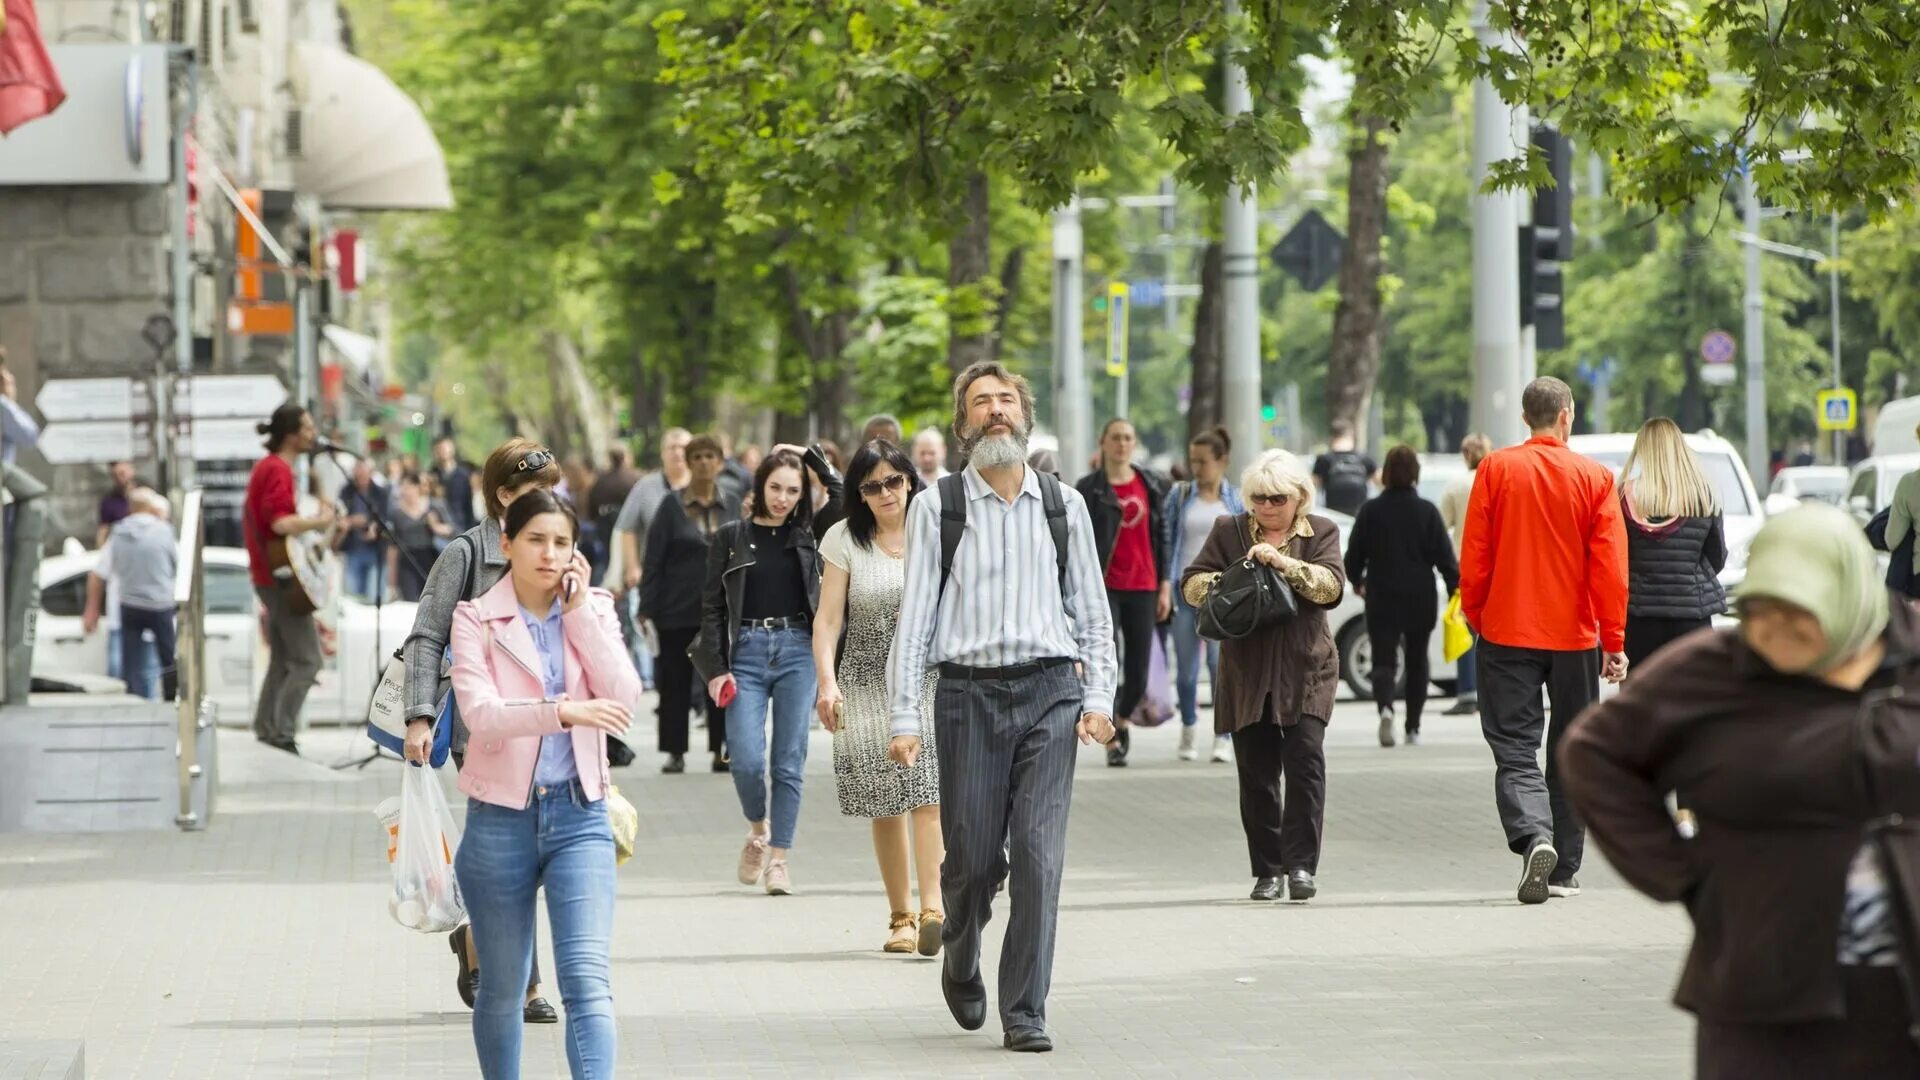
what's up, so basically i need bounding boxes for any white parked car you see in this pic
[1766,465,1849,515]
[1845,454,1920,524]
[32,544,416,728]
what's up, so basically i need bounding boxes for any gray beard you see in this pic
[963,431,1029,470]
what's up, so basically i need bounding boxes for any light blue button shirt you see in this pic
[520,599,579,785]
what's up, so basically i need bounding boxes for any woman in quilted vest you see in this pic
[1620,418,1728,670]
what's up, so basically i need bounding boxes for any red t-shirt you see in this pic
[1104,472,1157,592]
[244,454,297,587]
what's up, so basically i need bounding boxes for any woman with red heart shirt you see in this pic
[1074,419,1173,766]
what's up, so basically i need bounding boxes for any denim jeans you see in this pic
[119,603,176,701]
[1456,639,1478,698]
[344,545,384,601]
[455,780,617,1080]
[724,625,816,849]
[1169,592,1219,729]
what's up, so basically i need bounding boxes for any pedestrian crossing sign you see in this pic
[1817,388,1857,432]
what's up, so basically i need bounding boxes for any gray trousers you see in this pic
[252,585,321,744]
[1477,640,1597,877]
[934,660,1081,1033]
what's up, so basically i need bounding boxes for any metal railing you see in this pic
[173,489,215,829]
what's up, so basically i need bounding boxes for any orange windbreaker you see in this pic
[1459,435,1629,653]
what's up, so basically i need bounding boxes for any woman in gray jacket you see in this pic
[400,437,571,1023]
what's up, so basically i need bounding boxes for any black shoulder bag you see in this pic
[1195,514,1299,641]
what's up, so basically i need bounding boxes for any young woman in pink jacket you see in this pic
[449,489,641,1079]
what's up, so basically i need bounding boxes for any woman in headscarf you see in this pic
[1560,504,1920,1079]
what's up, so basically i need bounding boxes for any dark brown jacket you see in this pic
[1179,512,1345,735]
[1560,600,1920,1025]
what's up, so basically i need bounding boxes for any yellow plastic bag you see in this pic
[1442,591,1473,663]
[607,785,640,867]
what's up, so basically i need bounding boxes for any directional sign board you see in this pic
[1271,209,1345,292]
[37,420,153,464]
[174,375,286,418]
[35,378,139,421]
[1817,388,1858,432]
[36,375,286,422]
[179,417,270,459]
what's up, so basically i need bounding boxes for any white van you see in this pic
[1873,396,1920,457]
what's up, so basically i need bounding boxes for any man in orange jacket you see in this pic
[1459,377,1628,905]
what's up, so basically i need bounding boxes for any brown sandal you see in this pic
[916,909,944,957]
[884,911,918,953]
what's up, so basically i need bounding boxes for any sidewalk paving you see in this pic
[0,698,1691,1078]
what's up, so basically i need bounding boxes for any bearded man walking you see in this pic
[888,361,1119,1053]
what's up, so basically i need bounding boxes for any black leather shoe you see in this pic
[523,996,559,1024]
[1249,876,1283,901]
[1287,869,1317,901]
[1004,1027,1053,1053]
[449,925,478,1009]
[1106,727,1131,767]
[662,753,685,774]
[712,752,731,773]
[941,961,987,1031]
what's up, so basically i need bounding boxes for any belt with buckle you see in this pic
[740,615,811,631]
[937,656,1074,681]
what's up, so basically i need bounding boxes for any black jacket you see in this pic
[1074,467,1172,587]
[689,446,843,680]
[1344,489,1459,602]
[1624,509,1727,620]
[638,487,742,630]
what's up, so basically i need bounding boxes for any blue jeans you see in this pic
[455,781,617,1080]
[1457,639,1478,698]
[344,546,384,601]
[119,604,176,701]
[1169,592,1219,729]
[724,625,816,850]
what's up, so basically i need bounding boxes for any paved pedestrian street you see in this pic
[1,697,1690,1078]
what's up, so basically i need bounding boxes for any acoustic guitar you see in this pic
[267,494,337,615]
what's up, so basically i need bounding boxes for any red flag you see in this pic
[0,0,66,136]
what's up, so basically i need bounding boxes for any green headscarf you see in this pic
[1734,502,1890,672]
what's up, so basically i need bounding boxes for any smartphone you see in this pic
[564,576,577,602]
[716,679,737,708]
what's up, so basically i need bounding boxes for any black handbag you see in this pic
[1196,522,1300,641]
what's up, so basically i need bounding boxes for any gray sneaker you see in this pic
[1518,838,1559,905]
[1378,708,1396,748]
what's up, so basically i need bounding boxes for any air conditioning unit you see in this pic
[236,0,258,32]
[165,0,192,44]
[197,0,214,67]
[284,108,304,159]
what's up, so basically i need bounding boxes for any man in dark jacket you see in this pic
[1074,418,1172,766]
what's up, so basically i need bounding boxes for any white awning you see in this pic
[291,43,452,212]
[321,324,378,375]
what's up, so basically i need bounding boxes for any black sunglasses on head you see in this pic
[1248,492,1292,507]
[858,474,909,498]
[515,449,555,473]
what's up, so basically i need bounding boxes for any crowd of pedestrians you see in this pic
[293,368,1920,1077]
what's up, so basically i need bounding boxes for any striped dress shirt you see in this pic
[887,463,1118,737]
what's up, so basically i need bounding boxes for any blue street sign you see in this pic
[1131,279,1165,308]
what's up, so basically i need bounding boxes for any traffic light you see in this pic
[1527,124,1573,349]
[1261,404,1277,423]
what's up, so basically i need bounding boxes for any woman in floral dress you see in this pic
[812,439,944,955]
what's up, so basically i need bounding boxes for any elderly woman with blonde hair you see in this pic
[1180,449,1346,903]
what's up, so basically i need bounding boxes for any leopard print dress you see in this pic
[820,520,940,817]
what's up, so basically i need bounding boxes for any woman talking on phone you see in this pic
[692,444,843,896]
[448,488,642,1080]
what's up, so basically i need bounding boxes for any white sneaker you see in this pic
[1378,708,1396,748]
[1211,735,1234,764]
[1178,726,1199,761]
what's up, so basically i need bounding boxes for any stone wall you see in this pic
[0,185,173,547]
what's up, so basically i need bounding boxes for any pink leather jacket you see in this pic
[449,577,643,810]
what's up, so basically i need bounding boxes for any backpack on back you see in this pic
[936,470,1069,604]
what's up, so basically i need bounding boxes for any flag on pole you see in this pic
[0,0,67,136]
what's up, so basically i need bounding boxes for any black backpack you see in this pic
[936,470,1069,603]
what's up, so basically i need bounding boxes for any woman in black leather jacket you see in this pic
[1620,419,1727,670]
[690,445,842,896]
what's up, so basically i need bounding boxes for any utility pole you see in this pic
[1052,197,1090,474]
[1470,2,1525,447]
[1742,156,1768,486]
[1829,211,1844,463]
[1221,0,1263,464]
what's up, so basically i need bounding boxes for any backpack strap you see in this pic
[457,533,480,601]
[1037,471,1070,597]
[937,472,969,599]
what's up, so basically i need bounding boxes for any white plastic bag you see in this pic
[382,764,467,933]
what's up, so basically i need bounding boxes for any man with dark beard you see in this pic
[887,361,1118,1053]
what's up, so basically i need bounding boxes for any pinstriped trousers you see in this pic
[934,662,1082,1033]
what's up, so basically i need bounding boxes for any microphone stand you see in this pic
[319,445,433,771]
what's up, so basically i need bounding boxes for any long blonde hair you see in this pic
[1621,418,1719,519]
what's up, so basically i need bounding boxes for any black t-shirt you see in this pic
[740,522,808,621]
[1313,450,1375,515]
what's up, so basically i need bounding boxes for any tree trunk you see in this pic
[1187,241,1225,442]
[1325,111,1391,440]
[991,244,1025,362]
[781,266,856,448]
[545,329,610,465]
[946,171,995,376]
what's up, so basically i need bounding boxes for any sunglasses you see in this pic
[858,473,909,498]
[1248,492,1292,507]
[515,449,555,473]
